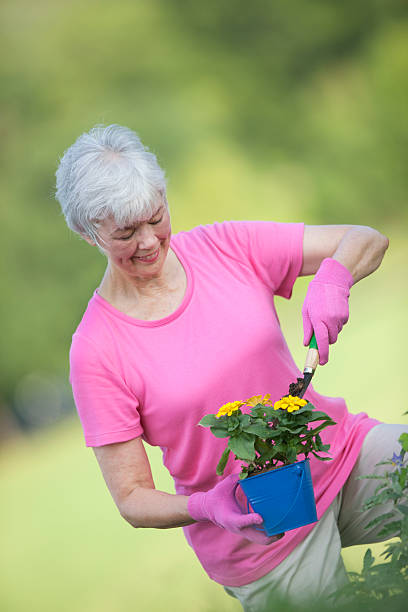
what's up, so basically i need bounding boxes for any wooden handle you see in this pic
[303,331,319,373]
[304,347,319,372]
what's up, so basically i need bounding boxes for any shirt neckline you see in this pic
[92,237,194,327]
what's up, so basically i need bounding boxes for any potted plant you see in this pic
[199,391,336,536]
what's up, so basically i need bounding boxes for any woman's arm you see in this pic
[93,436,193,529]
[93,436,278,543]
[300,224,389,282]
[299,224,389,364]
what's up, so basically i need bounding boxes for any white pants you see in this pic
[224,424,408,612]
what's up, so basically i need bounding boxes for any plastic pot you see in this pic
[239,459,318,536]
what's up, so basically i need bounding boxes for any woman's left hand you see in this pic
[302,258,354,365]
[188,474,283,545]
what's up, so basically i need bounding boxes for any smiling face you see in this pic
[88,201,172,282]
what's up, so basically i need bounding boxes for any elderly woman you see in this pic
[55,124,405,611]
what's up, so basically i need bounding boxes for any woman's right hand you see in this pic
[188,474,284,545]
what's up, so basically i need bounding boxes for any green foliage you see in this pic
[333,432,408,608]
[1,0,408,412]
[199,398,336,478]
[399,433,408,453]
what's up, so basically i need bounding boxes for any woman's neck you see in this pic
[98,248,187,318]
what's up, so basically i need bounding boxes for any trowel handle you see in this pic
[304,332,319,373]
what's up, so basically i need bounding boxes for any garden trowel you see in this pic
[288,332,319,399]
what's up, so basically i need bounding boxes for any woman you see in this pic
[55,124,405,611]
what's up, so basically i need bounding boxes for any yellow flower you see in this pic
[273,395,307,412]
[216,401,244,418]
[245,393,272,407]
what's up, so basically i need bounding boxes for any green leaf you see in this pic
[242,421,271,437]
[319,444,330,452]
[391,480,403,496]
[397,504,408,516]
[250,405,267,418]
[274,424,305,434]
[399,432,408,452]
[254,439,276,459]
[308,421,335,436]
[398,466,407,488]
[364,512,395,530]
[209,425,229,438]
[285,444,297,464]
[308,411,335,422]
[198,414,219,427]
[264,429,281,440]
[254,438,270,452]
[363,548,375,571]
[311,453,332,461]
[377,520,401,538]
[227,416,240,433]
[239,414,251,428]
[380,541,399,560]
[296,404,313,412]
[373,482,388,496]
[228,433,256,461]
[216,446,231,476]
[289,414,310,426]
[374,459,394,467]
[362,490,395,510]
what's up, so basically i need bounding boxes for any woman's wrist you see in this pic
[314,257,354,289]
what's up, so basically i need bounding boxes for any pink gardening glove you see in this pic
[188,474,283,545]
[302,258,354,366]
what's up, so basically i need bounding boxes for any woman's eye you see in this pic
[149,216,163,225]
[119,230,135,240]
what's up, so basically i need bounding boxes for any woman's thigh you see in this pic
[338,423,408,547]
[224,498,348,612]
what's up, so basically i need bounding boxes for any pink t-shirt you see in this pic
[70,221,379,587]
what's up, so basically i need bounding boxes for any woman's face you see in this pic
[92,202,172,281]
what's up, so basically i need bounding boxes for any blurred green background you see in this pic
[1,1,407,610]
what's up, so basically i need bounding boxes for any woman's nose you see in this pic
[135,223,159,250]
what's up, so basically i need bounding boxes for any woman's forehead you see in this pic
[101,204,164,232]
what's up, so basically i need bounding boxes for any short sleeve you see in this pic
[201,221,305,299]
[246,221,304,298]
[69,332,143,447]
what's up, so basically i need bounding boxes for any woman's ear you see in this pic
[81,234,97,247]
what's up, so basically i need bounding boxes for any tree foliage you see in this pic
[1,0,407,413]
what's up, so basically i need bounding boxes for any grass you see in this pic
[0,419,239,612]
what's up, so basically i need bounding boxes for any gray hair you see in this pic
[55,124,167,243]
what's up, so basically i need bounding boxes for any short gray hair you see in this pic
[55,124,167,242]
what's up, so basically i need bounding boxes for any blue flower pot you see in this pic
[239,459,318,536]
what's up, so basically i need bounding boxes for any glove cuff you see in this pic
[187,492,208,522]
[314,257,354,290]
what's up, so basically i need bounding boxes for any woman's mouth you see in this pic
[132,248,160,263]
